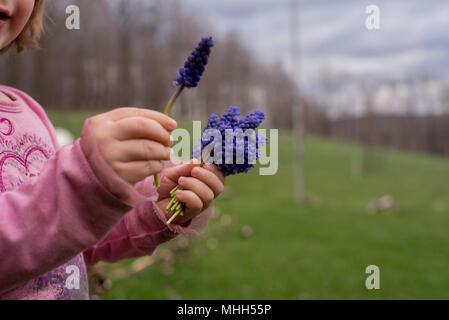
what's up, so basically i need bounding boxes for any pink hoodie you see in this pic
[0,85,210,300]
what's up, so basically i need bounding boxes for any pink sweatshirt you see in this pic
[0,85,211,300]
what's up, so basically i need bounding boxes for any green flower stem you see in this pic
[164,85,185,116]
[170,185,182,197]
[154,174,160,188]
[153,85,186,187]
[165,149,211,225]
[167,207,184,225]
[166,197,178,213]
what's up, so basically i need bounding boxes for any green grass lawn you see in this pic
[47,110,449,299]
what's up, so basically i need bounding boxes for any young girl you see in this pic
[0,0,225,300]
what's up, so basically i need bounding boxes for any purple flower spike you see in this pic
[197,107,267,177]
[238,110,265,130]
[174,36,214,88]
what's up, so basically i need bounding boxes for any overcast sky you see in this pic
[184,0,449,84]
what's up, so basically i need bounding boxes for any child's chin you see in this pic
[0,37,11,51]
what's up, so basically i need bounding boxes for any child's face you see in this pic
[0,0,35,50]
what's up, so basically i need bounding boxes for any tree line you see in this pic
[0,0,295,129]
[1,0,448,158]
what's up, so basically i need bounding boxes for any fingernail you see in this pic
[191,158,201,165]
[169,135,174,146]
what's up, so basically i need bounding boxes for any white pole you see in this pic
[289,0,306,203]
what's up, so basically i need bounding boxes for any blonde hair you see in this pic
[1,0,45,54]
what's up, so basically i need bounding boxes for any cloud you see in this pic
[183,0,449,81]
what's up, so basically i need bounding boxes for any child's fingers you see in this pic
[191,166,224,197]
[175,190,203,215]
[115,139,171,162]
[107,107,177,131]
[162,160,201,183]
[202,164,226,184]
[113,160,164,184]
[113,117,172,146]
[178,176,215,208]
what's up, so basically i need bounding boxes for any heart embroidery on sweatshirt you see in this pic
[0,118,53,192]
[0,147,52,192]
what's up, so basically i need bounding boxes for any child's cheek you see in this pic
[4,0,34,45]
[13,0,35,32]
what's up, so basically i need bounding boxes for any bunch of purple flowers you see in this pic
[194,107,267,176]
[162,36,268,225]
[166,107,267,225]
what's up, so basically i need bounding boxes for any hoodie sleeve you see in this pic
[0,88,173,293]
[0,87,210,290]
[83,162,213,265]
[0,135,135,294]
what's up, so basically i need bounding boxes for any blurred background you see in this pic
[1,0,449,299]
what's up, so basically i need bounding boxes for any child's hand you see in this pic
[87,107,177,185]
[157,162,225,225]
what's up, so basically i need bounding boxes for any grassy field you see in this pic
[47,110,449,299]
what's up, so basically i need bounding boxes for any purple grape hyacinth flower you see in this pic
[156,36,215,188]
[195,107,267,176]
[174,37,214,88]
